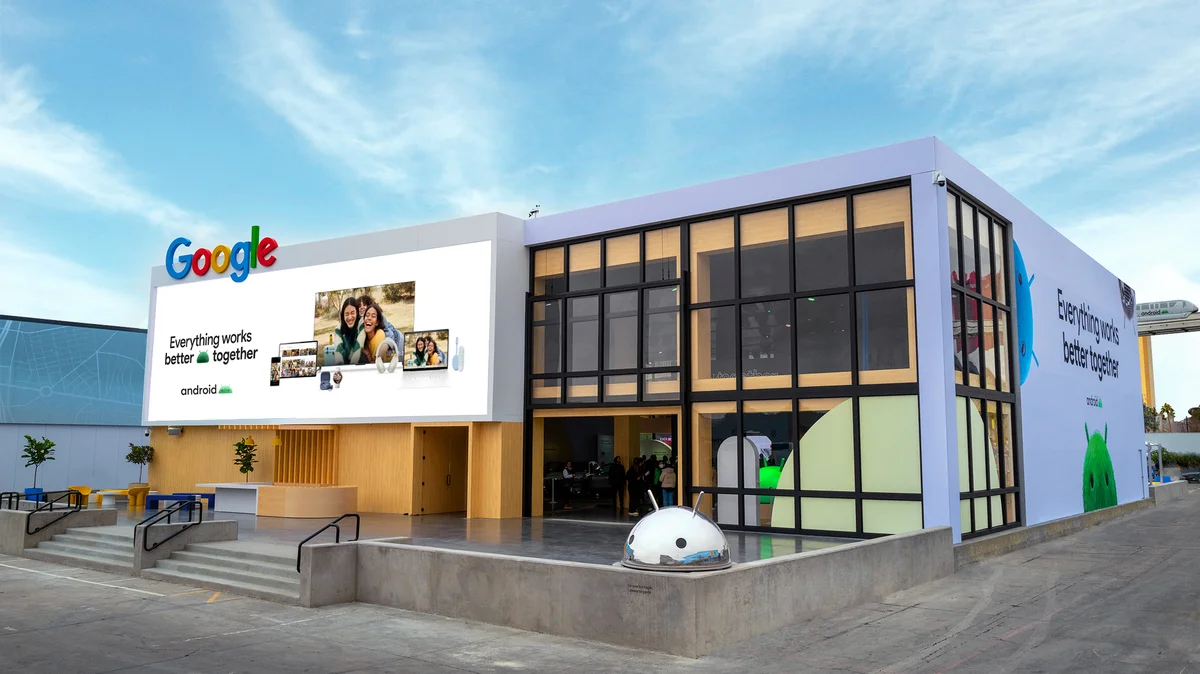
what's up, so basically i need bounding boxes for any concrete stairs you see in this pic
[140,541,301,604]
[24,526,135,574]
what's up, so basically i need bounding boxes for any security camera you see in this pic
[144,428,151,437]
[932,171,947,187]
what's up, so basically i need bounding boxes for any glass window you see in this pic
[981,303,996,390]
[533,247,565,296]
[800,497,856,533]
[531,378,561,404]
[997,310,1010,392]
[566,377,598,403]
[951,290,964,385]
[853,187,912,285]
[690,306,736,391]
[741,300,792,390]
[986,400,1000,490]
[956,397,970,493]
[603,291,638,370]
[605,234,640,287]
[859,395,921,494]
[643,372,679,401]
[643,287,679,368]
[798,398,854,492]
[567,296,598,372]
[644,227,680,282]
[795,198,848,291]
[960,499,973,535]
[740,208,789,298]
[744,400,793,528]
[978,212,993,299]
[531,300,561,375]
[969,400,987,495]
[863,500,922,535]
[604,374,637,403]
[856,287,916,384]
[795,295,851,387]
[690,217,735,303]
[966,297,981,388]
[691,402,737,524]
[960,201,976,291]
[948,193,960,286]
[993,221,1008,305]
[1001,402,1016,499]
[569,241,601,291]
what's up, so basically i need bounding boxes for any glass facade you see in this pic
[948,188,1021,537]
[527,181,926,536]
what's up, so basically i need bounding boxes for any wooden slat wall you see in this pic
[148,427,277,495]
[466,422,524,519]
[336,423,416,515]
[275,429,338,485]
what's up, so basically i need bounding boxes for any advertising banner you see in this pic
[145,240,492,424]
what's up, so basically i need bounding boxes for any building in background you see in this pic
[1,316,148,492]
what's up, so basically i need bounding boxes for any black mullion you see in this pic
[536,278,680,302]
[636,286,644,402]
[955,285,1009,312]
[522,289,534,517]
[843,195,863,536]
[953,384,1016,403]
[984,400,993,530]
[965,396,976,533]
[736,400,745,527]
[959,486,1020,498]
[852,396,863,535]
[597,293,606,401]
[734,214,743,393]
[954,193,966,290]
[561,245,571,403]
[788,201,799,392]
[680,266,692,507]
[792,397,801,532]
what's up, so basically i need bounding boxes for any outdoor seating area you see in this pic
[17,487,215,512]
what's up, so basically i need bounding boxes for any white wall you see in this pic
[2,424,149,492]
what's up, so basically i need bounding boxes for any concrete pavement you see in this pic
[2,488,1198,672]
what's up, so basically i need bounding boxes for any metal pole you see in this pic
[1157,443,1164,482]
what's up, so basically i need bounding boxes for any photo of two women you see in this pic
[313,282,415,367]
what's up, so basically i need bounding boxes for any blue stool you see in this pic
[172,492,216,510]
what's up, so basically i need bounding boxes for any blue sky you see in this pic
[1,0,1198,411]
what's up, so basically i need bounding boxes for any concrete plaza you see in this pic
[2,489,1198,673]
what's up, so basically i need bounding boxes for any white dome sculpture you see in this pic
[621,492,732,572]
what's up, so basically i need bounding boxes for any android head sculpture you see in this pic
[621,492,732,572]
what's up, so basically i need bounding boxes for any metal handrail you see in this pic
[296,513,360,573]
[136,499,203,552]
[0,492,21,510]
[25,490,83,535]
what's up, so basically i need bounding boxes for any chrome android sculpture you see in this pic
[621,491,732,571]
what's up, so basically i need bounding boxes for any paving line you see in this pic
[0,562,163,597]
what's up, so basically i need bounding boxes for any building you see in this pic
[144,138,1143,542]
[1,315,149,492]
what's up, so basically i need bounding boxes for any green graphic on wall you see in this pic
[1082,423,1117,512]
[197,351,210,363]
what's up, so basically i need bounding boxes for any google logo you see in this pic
[166,226,279,283]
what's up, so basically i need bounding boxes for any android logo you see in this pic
[218,385,233,394]
[1013,241,1037,386]
[1082,423,1117,512]
[197,351,210,363]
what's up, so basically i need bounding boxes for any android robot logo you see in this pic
[1082,423,1117,512]
[1013,241,1037,386]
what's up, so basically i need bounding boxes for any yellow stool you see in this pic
[66,486,92,508]
[127,486,150,509]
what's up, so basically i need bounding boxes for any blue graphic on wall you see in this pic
[1013,241,1037,386]
[0,317,146,426]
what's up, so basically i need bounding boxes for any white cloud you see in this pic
[223,0,515,216]
[0,65,220,237]
[0,228,147,329]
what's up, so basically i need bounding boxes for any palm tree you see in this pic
[1160,403,1176,432]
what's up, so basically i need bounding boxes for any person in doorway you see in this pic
[561,461,575,509]
[609,456,627,513]
[661,461,677,506]
[627,457,643,516]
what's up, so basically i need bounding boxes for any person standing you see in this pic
[608,456,627,513]
[561,461,575,510]
[661,462,677,506]
[627,457,643,516]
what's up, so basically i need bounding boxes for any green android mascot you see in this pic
[1082,423,1117,512]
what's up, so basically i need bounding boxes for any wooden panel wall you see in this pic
[276,429,338,484]
[336,423,416,515]
[148,427,277,495]
[467,422,523,519]
[530,418,544,517]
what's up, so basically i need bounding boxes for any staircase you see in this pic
[25,526,135,573]
[140,541,300,604]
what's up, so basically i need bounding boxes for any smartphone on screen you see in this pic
[270,357,281,386]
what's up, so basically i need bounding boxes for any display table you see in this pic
[194,482,357,518]
[195,482,271,514]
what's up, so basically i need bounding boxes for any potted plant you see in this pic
[125,442,155,487]
[233,436,258,482]
[21,435,56,501]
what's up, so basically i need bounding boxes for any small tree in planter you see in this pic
[233,436,258,482]
[21,435,56,489]
[125,443,155,484]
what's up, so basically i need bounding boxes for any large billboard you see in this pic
[145,240,492,424]
[1012,220,1143,524]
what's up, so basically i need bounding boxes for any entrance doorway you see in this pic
[416,427,468,515]
[534,410,679,520]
